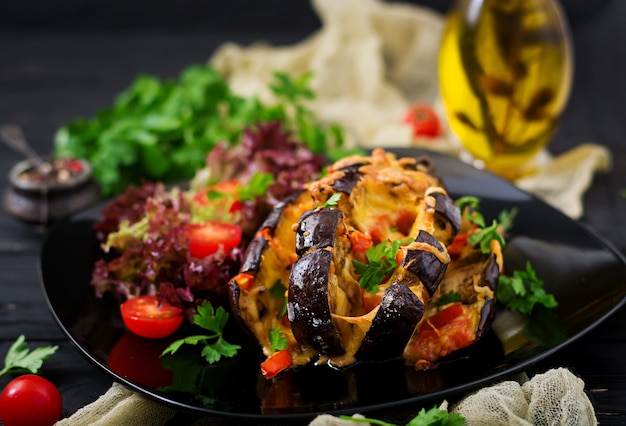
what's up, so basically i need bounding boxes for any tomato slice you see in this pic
[260,349,292,379]
[184,221,242,258]
[192,180,243,213]
[411,302,475,362]
[447,233,469,257]
[404,104,440,138]
[120,295,184,339]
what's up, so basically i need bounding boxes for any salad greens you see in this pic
[0,335,58,376]
[54,65,350,196]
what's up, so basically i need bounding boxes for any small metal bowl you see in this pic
[3,157,101,224]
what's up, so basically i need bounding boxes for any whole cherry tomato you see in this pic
[404,104,441,138]
[0,374,63,426]
[120,295,184,339]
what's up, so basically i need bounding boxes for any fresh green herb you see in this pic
[467,219,506,253]
[455,196,485,227]
[316,192,342,209]
[162,301,240,364]
[0,335,58,376]
[339,406,465,426]
[497,261,557,315]
[237,172,274,202]
[455,196,480,211]
[352,238,412,294]
[205,189,229,201]
[269,279,288,319]
[269,327,289,353]
[436,291,462,306]
[497,207,518,233]
[54,65,347,196]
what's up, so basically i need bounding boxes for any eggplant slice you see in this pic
[229,149,498,377]
[403,206,503,368]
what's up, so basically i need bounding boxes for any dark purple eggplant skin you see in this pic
[295,208,343,257]
[240,236,268,274]
[403,230,448,297]
[258,190,303,235]
[227,278,243,321]
[288,249,344,356]
[476,297,496,341]
[356,282,425,361]
[432,192,461,235]
[331,163,366,194]
[482,254,499,292]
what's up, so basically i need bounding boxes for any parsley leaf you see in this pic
[269,327,289,353]
[352,238,412,294]
[0,335,58,376]
[316,192,342,209]
[162,301,240,364]
[497,261,558,315]
[339,406,465,426]
[237,172,274,202]
[467,219,506,253]
[269,280,288,319]
[435,291,462,306]
[455,196,485,227]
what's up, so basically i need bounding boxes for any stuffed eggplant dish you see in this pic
[228,148,502,379]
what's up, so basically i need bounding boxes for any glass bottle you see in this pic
[438,0,573,180]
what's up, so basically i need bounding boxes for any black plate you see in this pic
[39,148,626,422]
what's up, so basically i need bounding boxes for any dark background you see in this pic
[1,0,625,423]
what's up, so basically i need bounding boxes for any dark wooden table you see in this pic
[1,0,625,424]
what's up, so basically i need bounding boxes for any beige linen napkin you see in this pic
[57,368,596,425]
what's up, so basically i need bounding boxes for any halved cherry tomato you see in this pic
[120,295,184,339]
[411,302,475,362]
[192,180,243,213]
[404,104,440,138]
[184,221,242,258]
[260,349,292,379]
[0,374,62,426]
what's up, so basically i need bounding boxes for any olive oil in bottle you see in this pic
[438,0,573,179]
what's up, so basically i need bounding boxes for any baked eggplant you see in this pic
[403,204,503,369]
[229,149,468,376]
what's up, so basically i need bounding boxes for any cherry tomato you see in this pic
[260,349,292,379]
[120,295,184,339]
[192,180,242,213]
[107,331,173,388]
[183,221,242,258]
[349,231,373,254]
[0,374,62,426]
[411,302,475,362]
[404,104,441,138]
